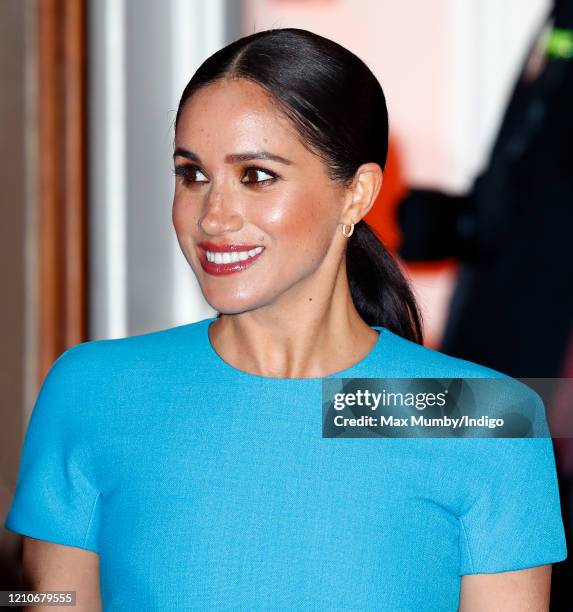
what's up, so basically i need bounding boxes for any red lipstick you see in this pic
[197,241,265,276]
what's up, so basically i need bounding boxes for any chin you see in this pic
[203,294,268,316]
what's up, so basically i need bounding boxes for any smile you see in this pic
[197,243,265,276]
[205,247,263,264]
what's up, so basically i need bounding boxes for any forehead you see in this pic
[175,78,301,151]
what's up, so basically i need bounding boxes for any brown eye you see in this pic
[241,167,277,185]
[173,164,208,186]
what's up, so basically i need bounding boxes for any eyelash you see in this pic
[173,164,279,188]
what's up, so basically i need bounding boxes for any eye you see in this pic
[241,166,278,186]
[173,164,208,186]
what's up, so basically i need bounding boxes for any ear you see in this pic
[339,162,383,225]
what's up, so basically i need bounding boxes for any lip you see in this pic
[197,241,265,276]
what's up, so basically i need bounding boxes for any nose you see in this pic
[199,182,243,236]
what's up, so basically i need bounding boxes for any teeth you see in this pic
[205,246,264,264]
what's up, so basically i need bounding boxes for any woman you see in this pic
[5,28,566,611]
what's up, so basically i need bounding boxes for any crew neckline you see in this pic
[199,316,386,381]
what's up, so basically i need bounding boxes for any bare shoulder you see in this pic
[459,565,552,611]
[22,537,101,612]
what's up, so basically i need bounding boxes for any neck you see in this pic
[209,259,379,378]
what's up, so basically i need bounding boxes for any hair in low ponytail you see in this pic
[175,27,424,343]
[347,221,423,343]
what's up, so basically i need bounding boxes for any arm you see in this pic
[459,565,552,611]
[21,537,102,612]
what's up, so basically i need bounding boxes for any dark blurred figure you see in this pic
[399,1,573,378]
[397,1,573,609]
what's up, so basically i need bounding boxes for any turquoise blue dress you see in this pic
[5,317,567,610]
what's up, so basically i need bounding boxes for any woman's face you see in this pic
[172,77,349,315]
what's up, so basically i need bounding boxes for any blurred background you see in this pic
[1,0,571,607]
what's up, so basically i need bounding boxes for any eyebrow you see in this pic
[173,147,293,166]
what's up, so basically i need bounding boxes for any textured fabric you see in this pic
[5,317,567,610]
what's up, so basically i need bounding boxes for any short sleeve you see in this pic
[4,345,101,552]
[458,433,568,574]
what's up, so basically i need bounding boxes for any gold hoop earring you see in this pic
[341,223,354,238]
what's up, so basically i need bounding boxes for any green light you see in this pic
[546,28,573,59]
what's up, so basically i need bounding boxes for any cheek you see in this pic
[172,195,198,233]
[262,190,335,260]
